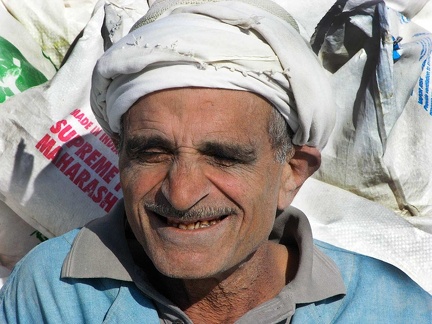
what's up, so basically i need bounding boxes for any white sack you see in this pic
[0,1,56,101]
[2,0,100,69]
[0,0,150,287]
[0,1,56,286]
[0,200,42,285]
[0,1,127,239]
[410,0,432,32]
[283,0,432,295]
[293,178,432,295]
[311,0,432,220]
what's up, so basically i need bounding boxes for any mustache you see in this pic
[144,202,238,221]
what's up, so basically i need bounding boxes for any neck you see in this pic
[156,242,298,323]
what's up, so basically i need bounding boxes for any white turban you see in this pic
[91,0,335,149]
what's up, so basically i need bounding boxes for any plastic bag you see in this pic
[2,0,99,69]
[311,0,432,219]
[0,0,150,286]
[0,1,55,102]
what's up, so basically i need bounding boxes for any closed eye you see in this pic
[134,150,172,164]
[208,154,243,167]
[125,135,174,164]
[200,142,257,167]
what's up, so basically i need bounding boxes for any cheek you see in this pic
[212,165,282,220]
[119,168,142,202]
[244,166,283,228]
[210,158,282,196]
[119,163,167,203]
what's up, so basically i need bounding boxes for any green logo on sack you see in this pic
[0,36,48,103]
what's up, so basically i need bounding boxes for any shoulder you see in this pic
[312,240,432,322]
[3,229,80,284]
[0,228,159,323]
[0,229,78,322]
[1,229,115,323]
[314,239,425,290]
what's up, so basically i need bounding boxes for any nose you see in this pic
[161,157,211,211]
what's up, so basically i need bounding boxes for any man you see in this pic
[1,0,431,323]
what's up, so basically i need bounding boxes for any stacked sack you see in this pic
[0,0,148,286]
[293,0,432,295]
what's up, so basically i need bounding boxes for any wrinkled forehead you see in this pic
[122,87,274,133]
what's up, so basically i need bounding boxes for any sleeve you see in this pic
[0,229,160,324]
[0,230,81,323]
[314,240,432,323]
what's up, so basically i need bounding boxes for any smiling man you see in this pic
[1,0,431,323]
[121,89,294,281]
[118,88,309,320]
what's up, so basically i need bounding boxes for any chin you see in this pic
[150,251,247,282]
[154,261,225,280]
[159,270,212,280]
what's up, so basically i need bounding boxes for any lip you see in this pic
[145,208,234,246]
[166,214,229,229]
[148,208,228,229]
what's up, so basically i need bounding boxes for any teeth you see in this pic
[178,223,188,230]
[168,218,222,230]
[199,220,210,228]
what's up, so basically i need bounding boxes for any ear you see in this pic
[277,145,321,210]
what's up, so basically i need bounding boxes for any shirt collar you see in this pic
[62,199,345,305]
[61,199,134,281]
[270,208,346,303]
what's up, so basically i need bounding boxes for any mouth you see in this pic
[144,203,235,231]
[166,216,226,230]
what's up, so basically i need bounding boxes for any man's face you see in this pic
[119,88,293,279]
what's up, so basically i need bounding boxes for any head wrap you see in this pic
[91,0,335,149]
